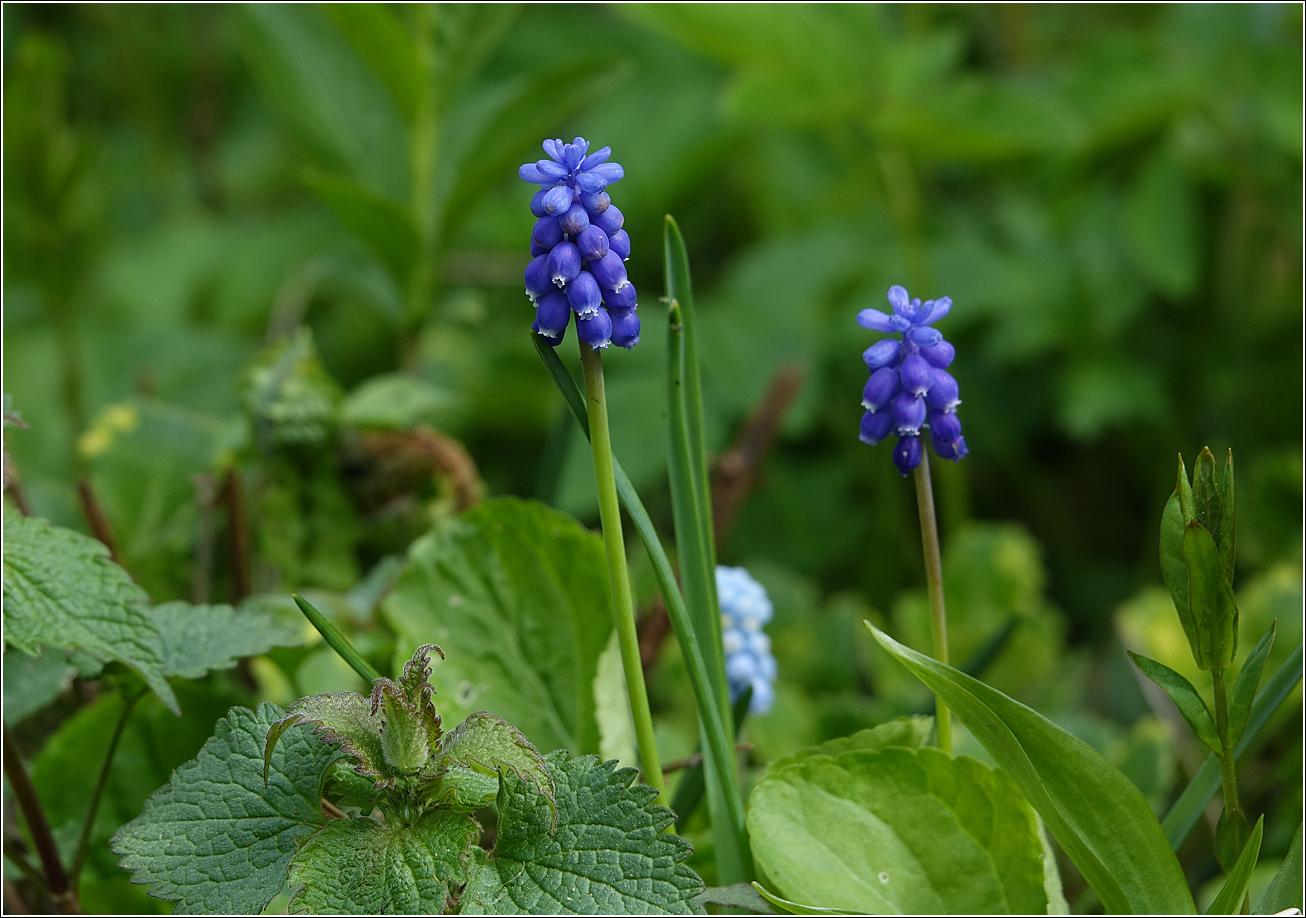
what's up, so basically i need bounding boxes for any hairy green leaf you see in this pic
[1228,623,1276,746]
[2,510,176,713]
[460,751,704,914]
[767,715,933,773]
[3,647,76,724]
[439,711,555,815]
[382,498,613,755]
[1255,823,1302,915]
[112,703,337,913]
[868,624,1194,915]
[749,747,1048,914]
[266,692,387,785]
[151,601,302,679]
[1128,651,1221,753]
[288,810,479,915]
[1185,521,1239,671]
[1207,816,1263,915]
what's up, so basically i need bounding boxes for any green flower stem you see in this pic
[912,449,953,755]
[292,594,383,684]
[579,342,666,800]
[71,687,146,886]
[1211,667,1244,826]
[2,722,79,914]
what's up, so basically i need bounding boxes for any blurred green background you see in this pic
[3,3,1301,910]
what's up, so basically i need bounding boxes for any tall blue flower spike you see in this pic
[716,566,777,715]
[521,138,638,350]
[857,285,968,475]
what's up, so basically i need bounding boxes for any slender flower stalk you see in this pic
[580,344,665,800]
[912,450,952,754]
[859,284,966,753]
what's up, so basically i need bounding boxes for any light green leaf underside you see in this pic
[868,625,1194,915]
[748,746,1048,915]
[151,600,303,679]
[267,691,387,783]
[768,715,933,773]
[112,703,336,914]
[382,497,613,755]
[460,751,704,915]
[2,510,176,713]
[288,809,479,915]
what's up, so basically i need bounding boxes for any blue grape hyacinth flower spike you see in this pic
[521,137,639,350]
[716,566,777,715]
[857,285,968,475]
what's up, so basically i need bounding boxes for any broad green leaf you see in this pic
[460,751,704,914]
[340,373,456,430]
[112,703,337,914]
[1127,651,1221,753]
[1228,623,1276,746]
[767,715,933,773]
[1164,644,1303,850]
[868,625,1194,915]
[151,601,302,679]
[2,511,176,714]
[303,171,419,287]
[2,648,75,724]
[287,810,479,915]
[751,883,859,915]
[1256,823,1302,915]
[1184,522,1239,671]
[266,692,387,785]
[748,747,1049,914]
[1161,490,1200,666]
[1207,816,1264,915]
[439,710,555,815]
[381,498,613,755]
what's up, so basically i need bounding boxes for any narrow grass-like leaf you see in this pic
[1228,622,1276,746]
[531,332,747,878]
[672,687,751,832]
[751,883,860,915]
[1128,651,1221,753]
[868,623,1195,915]
[1163,643,1303,849]
[292,594,382,684]
[1255,823,1302,915]
[1206,816,1263,915]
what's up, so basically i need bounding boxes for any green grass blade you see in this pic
[1255,822,1302,915]
[1162,642,1303,850]
[673,688,752,833]
[531,332,749,870]
[1206,816,1263,915]
[292,594,382,683]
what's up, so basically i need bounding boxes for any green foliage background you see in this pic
[2,3,1301,912]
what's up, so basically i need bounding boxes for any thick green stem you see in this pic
[71,688,145,885]
[1211,668,1243,820]
[580,343,665,800]
[912,450,952,755]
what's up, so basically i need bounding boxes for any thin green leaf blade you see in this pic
[112,703,337,913]
[1128,651,1221,753]
[752,883,860,915]
[1228,622,1276,746]
[1206,816,1264,915]
[868,623,1195,915]
[1255,823,1302,915]
[1163,644,1304,849]
[1217,449,1236,581]
[1161,490,1201,665]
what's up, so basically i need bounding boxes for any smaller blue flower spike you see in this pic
[716,566,777,715]
[857,285,968,475]
[521,138,639,349]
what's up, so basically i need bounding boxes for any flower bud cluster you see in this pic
[857,285,968,475]
[716,566,777,715]
[520,137,638,350]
